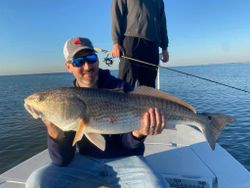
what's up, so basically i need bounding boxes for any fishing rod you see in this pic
[94,47,250,94]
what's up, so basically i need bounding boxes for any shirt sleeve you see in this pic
[160,1,169,50]
[111,0,127,44]
[121,132,145,150]
[47,131,76,166]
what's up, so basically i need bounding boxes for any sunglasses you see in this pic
[71,54,98,67]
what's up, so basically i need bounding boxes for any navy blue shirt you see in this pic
[47,69,145,166]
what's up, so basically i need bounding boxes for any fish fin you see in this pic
[131,86,196,113]
[72,118,87,146]
[85,133,106,151]
[199,113,234,150]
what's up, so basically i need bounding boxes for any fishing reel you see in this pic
[103,54,113,66]
[95,47,114,66]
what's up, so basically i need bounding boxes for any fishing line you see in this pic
[95,47,250,94]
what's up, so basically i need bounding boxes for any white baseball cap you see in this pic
[63,37,95,61]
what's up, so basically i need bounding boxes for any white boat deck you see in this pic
[1,125,250,188]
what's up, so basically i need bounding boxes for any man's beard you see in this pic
[81,76,98,87]
[80,68,98,87]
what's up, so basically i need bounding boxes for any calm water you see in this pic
[0,63,250,173]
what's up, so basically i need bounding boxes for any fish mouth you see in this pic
[24,103,44,119]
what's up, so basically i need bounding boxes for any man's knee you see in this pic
[26,169,43,188]
[25,165,56,188]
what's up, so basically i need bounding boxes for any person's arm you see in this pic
[111,0,126,57]
[43,120,76,166]
[160,1,169,63]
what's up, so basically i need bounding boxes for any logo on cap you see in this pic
[73,39,81,45]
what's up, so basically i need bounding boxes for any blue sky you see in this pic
[0,0,250,75]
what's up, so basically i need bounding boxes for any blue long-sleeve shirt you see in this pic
[47,69,145,166]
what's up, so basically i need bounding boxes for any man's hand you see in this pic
[132,108,166,139]
[43,119,65,140]
[112,43,123,58]
[161,49,169,63]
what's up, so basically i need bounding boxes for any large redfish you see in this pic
[24,86,233,151]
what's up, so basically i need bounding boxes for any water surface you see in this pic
[0,63,249,173]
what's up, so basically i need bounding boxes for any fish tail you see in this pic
[199,113,234,150]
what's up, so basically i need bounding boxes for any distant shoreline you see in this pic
[0,62,249,77]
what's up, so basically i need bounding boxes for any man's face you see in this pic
[65,50,99,88]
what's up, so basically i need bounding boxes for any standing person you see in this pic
[25,37,169,188]
[111,0,169,88]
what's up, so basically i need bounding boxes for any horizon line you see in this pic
[0,61,249,77]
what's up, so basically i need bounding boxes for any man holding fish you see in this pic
[25,37,169,188]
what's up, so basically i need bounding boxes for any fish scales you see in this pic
[84,93,143,134]
[80,90,201,134]
[127,93,198,124]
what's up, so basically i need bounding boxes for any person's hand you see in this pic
[161,49,169,63]
[43,119,65,140]
[132,108,166,139]
[112,43,123,58]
